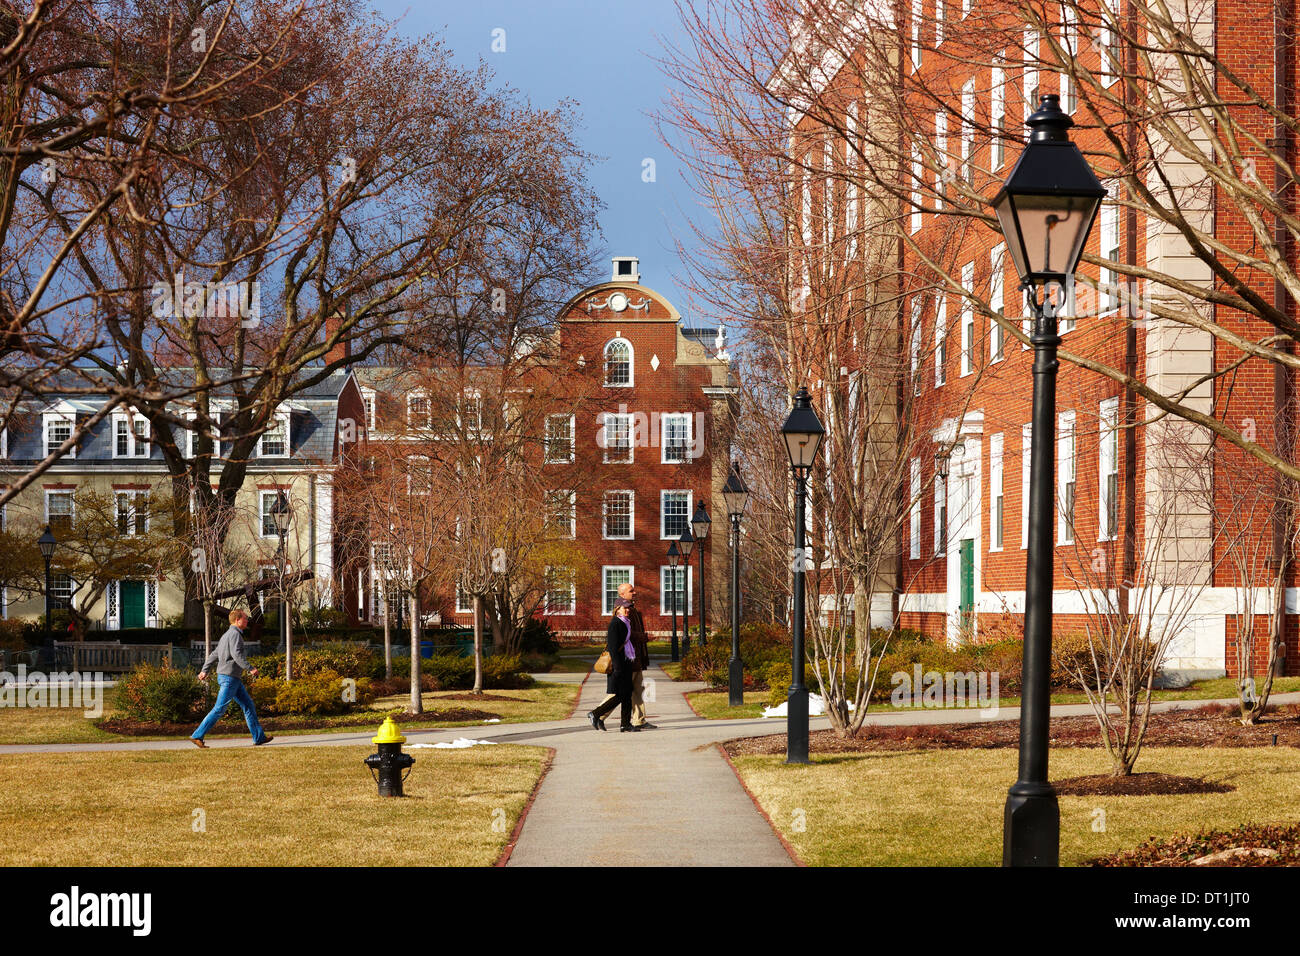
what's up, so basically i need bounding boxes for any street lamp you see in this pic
[779,385,824,765]
[677,527,695,655]
[992,93,1105,867]
[37,525,57,658]
[691,500,711,646]
[722,462,750,706]
[271,491,292,678]
[667,541,681,663]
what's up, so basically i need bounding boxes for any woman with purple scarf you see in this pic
[588,599,640,732]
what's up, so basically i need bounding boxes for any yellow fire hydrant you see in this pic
[364,716,415,797]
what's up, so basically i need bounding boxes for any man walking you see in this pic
[191,609,273,748]
[596,582,654,729]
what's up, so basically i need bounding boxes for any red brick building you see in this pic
[350,257,738,639]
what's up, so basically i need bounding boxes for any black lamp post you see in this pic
[677,527,694,654]
[691,500,711,646]
[37,525,57,657]
[271,491,292,678]
[992,93,1105,867]
[667,541,681,663]
[722,462,750,706]
[780,386,824,764]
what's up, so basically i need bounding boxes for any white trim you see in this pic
[959,262,975,376]
[1057,410,1076,544]
[257,408,290,458]
[45,488,74,529]
[43,409,76,460]
[603,337,634,388]
[544,413,576,464]
[600,413,634,464]
[909,458,921,560]
[1098,397,1120,540]
[660,489,692,540]
[661,413,692,465]
[547,489,576,539]
[660,565,693,615]
[602,566,634,616]
[989,432,1004,552]
[111,408,151,459]
[1020,422,1032,549]
[602,489,635,540]
[543,566,576,616]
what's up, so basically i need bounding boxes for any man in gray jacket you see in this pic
[191,609,272,747]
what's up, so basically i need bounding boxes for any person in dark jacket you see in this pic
[588,601,639,732]
[594,582,654,728]
[190,609,273,748]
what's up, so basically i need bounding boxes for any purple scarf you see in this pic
[620,615,635,661]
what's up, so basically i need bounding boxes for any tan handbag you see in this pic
[594,650,612,674]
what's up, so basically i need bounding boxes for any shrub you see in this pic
[482,654,535,689]
[117,663,203,723]
[764,661,818,707]
[250,642,377,681]
[419,652,533,690]
[517,617,560,654]
[0,618,26,652]
[1050,631,1097,689]
[274,670,375,716]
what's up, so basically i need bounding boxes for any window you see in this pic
[960,80,975,184]
[911,0,922,70]
[0,420,6,458]
[1099,201,1120,314]
[258,412,288,457]
[604,339,633,387]
[360,387,376,432]
[113,410,150,458]
[846,103,860,257]
[1058,410,1076,543]
[910,144,924,234]
[991,57,1006,169]
[662,413,691,464]
[1060,3,1078,114]
[544,414,575,463]
[260,490,288,538]
[1021,422,1032,548]
[544,567,576,615]
[601,413,633,464]
[660,565,691,615]
[960,262,975,376]
[934,111,948,208]
[934,472,947,556]
[661,490,691,539]
[910,298,923,394]
[1100,398,1120,540]
[407,391,429,430]
[1100,0,1122,86]
[458,390,483,436]
[1024,29,1039,120]
[909,458,921,559]
[990,243,1006,362]
[50,572,73,610]
[602,567,633,615]
[990,433,1005,550]
[406,455,432,496]
[46,490,73,533]
[44,413,74,459]
[456,584,474,614]
[935,295,947,386]
[115,491,148,536]
[545,489,576,539]
[935,0,944,44]
[603,490,634,540]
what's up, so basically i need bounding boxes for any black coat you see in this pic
[604,615,637,693]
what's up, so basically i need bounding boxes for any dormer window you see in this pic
[360,387,376,432]
[113,409,151,458]
[258,410,290,458]
[43,404,77,459]
[407,390,430,430]
[604,339,633,387]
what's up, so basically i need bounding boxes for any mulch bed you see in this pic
[722,703,1300,757]
[96,708,501,737]
[1090,823,1300,866]
[1053,772,1234,796]
[433,693,532,703]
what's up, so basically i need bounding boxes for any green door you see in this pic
[120,581,146,629]
[959,540,975,628]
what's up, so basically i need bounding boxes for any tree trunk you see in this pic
[472,593,484,694]
[382,591,392,680]
[409,591,422,714]
[203,600,214,661]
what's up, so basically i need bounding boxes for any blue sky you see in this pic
[372,0,701,323]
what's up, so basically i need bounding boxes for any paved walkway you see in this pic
[2,664,1292,866]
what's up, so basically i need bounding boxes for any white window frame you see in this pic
[602,490,635,541]
[602,566,634,616]
[360,387,377,433]
[934,111,948,208]
[45,489,74,531]
[990,243,1006,362]
[909,458,921,559]
[0,421,6,459]
[991,57,1006,170]
[115,490,150,537]
[406,389,430,430]
[603,338,634,388]
[935,0,944,45]
[960,79,975,184]
[1060,3,1078,114]
[935,295,947,387]
[660,489,692,540]
[259,489,289,540]
[1100,0,1121,86]
[990,433,1005,552]
[601,413,634,464]
[910,298,923,394]
[911,0,922,70]
[1024,29,1039,121]
[1058,410,1076,544]
[1021,422,1032,549]
[112,408,151,459]
[544,413,575,464]
[257,409,290,458]
[546,489,576,539]
[661,413,692,464]
[406,454,432,496]
[456,583,474,615]
[910,144,924,234]
[660,565,692,615]
[43,410,75,460]
[1099,200,1120,316]
[543,566,576,616]
[934,471,947,557]
[1099,398,1120,541]
[960,262,976,377]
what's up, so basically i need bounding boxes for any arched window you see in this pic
[604,338,633,387]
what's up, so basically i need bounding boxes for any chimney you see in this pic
[324,311,351,367]
[611,256,640,283]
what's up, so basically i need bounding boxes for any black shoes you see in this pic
[588,711,607,731]
[620,724,641,733]
[638,722,656,730]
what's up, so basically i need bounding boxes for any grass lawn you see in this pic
[0,744,548,866]
[0,682,578,746]
[685,676,1300,720]
[728,746,1300,866]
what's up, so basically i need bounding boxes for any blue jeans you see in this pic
[192,674,266,743]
